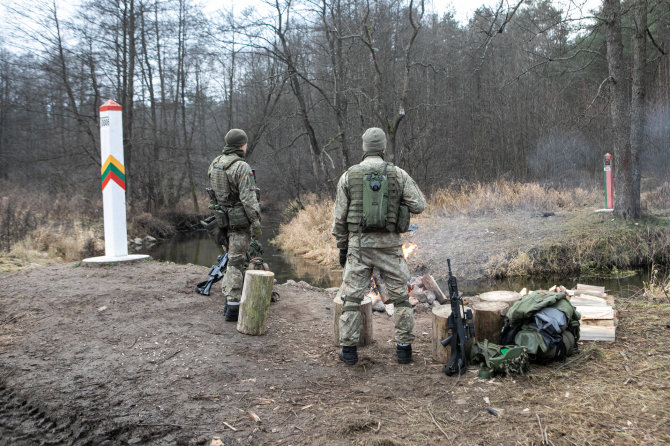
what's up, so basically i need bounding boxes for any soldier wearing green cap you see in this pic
[332,127,426,365]
[208,129,262,322]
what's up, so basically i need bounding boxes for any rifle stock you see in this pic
[195,254,229,296]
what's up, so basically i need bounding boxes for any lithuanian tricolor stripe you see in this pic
[101,155,126,191]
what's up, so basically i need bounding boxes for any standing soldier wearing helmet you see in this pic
[332,127,426,365]
[208,129,262,322]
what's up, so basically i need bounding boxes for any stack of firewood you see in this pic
[566,284,617,342]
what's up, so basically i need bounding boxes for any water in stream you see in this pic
[145,230,342,289]
[143,231,648,297]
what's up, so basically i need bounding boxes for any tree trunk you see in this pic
[431,304,472,363]
[629,0,647,219]
[332,295,373,346]
[237,270,275,335]
[604,0,635,219]
[471,301,509,344]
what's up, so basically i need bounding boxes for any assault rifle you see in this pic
[441,259,475,376]
[195,254,229,296]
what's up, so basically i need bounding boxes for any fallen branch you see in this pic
[222,421,237,431]
[427,407,451,443]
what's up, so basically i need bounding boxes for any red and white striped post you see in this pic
[604,153,613,210]
[83,100,149,264]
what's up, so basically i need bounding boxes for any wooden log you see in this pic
[576,284,606,295]
[236,270,275,336]
[569,294,608,307]
[332,295,373,346]
[576,306,615,320]
[471,301,509,344]
[431,304,473,363]
[479,290,521,303]
[580,325,616,341]
[421,274,448,304]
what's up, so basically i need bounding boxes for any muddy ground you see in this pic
[1,259,669,445]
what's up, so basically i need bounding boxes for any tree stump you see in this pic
[333,295,373,346]
[471,301,509,344]
[479,290,521,304]
[236,270,275,336]
[431,304,472,363]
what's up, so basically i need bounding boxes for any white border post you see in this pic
[83,100,149,265]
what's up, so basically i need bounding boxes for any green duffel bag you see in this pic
[227,206,250,230]
[470,339,530,378]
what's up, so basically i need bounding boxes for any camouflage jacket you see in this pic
[208,151,261,226]
[331,155,426,249]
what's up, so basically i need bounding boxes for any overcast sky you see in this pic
[198,0,602,24]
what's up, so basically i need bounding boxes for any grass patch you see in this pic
[427,180,599,216]
[488,213,670,278]
[272,194,338,266]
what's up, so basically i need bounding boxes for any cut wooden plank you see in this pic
[580,325,616,341]
[569,294,608,306]
[575,289,605,298]
[576,305,614,320]
[421,274,448,304]
[576,284,606,293]
[479,291,522,303]
[581,319,616,327]
[603,295,615,307]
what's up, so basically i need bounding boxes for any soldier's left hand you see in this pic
[252,221,262,240]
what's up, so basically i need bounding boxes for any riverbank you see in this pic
[274,182,670,281]
[1,260,669,444]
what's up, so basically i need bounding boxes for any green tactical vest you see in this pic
[346,162,400,233]
[210,154,244,208]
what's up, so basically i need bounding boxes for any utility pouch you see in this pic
[228,206,250,230]
[396,204,410,233]
[214,210,229,230]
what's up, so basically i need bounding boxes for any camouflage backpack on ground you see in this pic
[470,340,530,378]
[501,290,581,364]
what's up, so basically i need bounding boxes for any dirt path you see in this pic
[1,261,668,445]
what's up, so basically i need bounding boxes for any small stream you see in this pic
[144,230,342,288]
[142,231,649,297]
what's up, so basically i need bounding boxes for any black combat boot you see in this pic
[224,302,239,322]
[397,343,412,364]
[338,346,358,365]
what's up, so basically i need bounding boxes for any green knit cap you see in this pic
[362,127,387,152]
[224,129,248,148]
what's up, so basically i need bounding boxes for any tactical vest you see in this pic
[210,154,244,208]
[346,162,400,233]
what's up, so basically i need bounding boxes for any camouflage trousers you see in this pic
[339,245,414,346]
[221,229,250,303]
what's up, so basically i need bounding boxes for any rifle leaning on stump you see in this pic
[441,259,475,376]
[195,254,229,296]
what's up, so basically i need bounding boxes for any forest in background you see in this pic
[0,0,669,216]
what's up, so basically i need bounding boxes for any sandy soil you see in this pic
[1,260,669,445]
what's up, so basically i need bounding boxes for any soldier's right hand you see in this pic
[339,248,348,268]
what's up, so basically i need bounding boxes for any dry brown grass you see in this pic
[11,221,104,262]
[274,182,601,266]
[642,181,670,213]
[427,180,599,216]
[273,194,338,266]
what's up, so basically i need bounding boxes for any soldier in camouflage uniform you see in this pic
[208,129,262,322]
[332,127,426,364]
